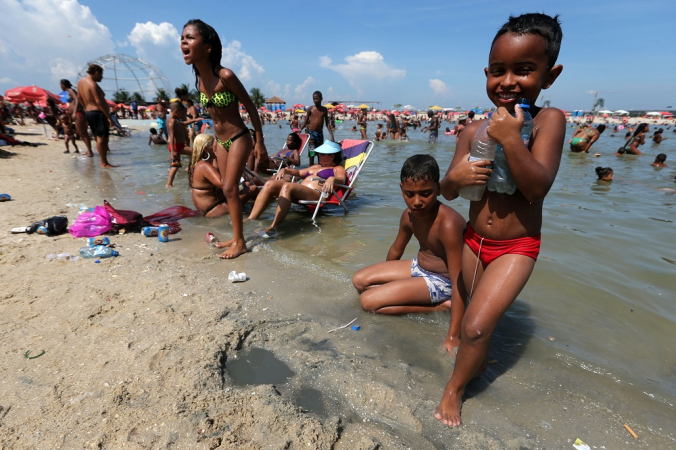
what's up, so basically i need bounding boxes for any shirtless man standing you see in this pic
[421,110,441,144]
[299,91,334,165]
[77,64,114,168]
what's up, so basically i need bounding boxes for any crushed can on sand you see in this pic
[141,226,159,237]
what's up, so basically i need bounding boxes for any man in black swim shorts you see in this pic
[77,64,115,167]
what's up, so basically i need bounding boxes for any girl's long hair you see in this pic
[183,19,222,92]
[189,134,215,188]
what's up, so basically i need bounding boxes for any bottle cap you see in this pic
[112,250,119,257]
[517,98,530,108]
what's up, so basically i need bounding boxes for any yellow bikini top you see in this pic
[200,90,237,109]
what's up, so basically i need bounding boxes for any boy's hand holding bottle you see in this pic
[486,104,525,147]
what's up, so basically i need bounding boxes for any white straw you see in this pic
[327,317,357,333]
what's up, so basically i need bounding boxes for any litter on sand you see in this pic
[572,438,590,450]
[624,424,638,439]
[328,318,357,333]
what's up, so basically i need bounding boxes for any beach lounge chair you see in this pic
[297,139,374,221]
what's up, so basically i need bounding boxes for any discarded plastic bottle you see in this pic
[79,245,119,259]
[458,117,497,201]
[487,98,534,195]
[0,194,11,202]
[79,206,95,214]
[228,270,247,283]
[85,237,110,246]
[141,226,159,237]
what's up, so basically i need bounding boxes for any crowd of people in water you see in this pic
[2,12,675,430]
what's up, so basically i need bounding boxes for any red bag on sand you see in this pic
[104,200,148,232]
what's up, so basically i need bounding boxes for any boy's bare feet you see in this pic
[218,240,247,259]
[100,163,114,168]
[434,382,463,427]
[84,152,94,157]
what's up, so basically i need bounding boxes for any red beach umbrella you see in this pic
[4,85,63,108]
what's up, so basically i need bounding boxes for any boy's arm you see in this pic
[168,119,177,160]
[440,120,492,200]
[386,211,413,261]
[488,106,565,203]
[440,210,467,352]
[299,108,310,131]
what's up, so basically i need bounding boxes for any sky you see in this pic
[1,0,674,111]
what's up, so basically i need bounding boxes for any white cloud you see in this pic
[429,79,449,96]
[0,76,17,85]
[320,51,406,86]
[294,76,318,99]
[127,21,182,67]
[222,40,264,81]
[0,0,114,90]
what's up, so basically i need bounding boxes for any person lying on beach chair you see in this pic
[247,140,345,235]
[295,138,374,220]
[267,132,308,177]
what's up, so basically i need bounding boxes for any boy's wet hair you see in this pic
[170,101,186,112]
[492,13,563,68]
[401,154,439,183]
[150,128,158,134]
[595,166,613,179]
[312,91,323,99]
[87,64,103,75]
[184,19,223,91]
[655,153,667,162]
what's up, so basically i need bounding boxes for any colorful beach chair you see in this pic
[297,139,375,221]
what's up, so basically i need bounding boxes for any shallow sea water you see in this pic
[68,118,676,436]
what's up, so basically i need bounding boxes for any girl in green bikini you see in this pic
[181,19,269,259]
[569,124,605,153]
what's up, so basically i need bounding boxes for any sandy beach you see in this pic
[1,123,674,449]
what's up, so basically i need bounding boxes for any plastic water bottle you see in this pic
[458,118,497,201]
[487,98,534,195]
[79,245,119,259]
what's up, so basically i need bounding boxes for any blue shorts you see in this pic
[156,117,167,133]
[411,258,452,304]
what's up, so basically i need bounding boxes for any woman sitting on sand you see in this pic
[248,141,346,235]
[189,134,255,218]
[570,125,605,153]
[616,123,648,155]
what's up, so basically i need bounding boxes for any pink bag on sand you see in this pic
[68,206,112,238]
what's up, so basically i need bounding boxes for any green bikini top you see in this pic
[200,90,237,109]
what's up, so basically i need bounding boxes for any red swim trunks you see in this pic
[167,143,185,152]
[464,224,541,265]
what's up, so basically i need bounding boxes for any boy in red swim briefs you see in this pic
[166,101,193,188]
[437,13,565,427]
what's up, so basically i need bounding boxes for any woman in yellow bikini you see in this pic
[181,19,268,258]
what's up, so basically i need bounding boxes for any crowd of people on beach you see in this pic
[2,12,674,430]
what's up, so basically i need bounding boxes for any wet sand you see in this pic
[0,124,674,449]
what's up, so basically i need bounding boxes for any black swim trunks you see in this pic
[86,111,109,138]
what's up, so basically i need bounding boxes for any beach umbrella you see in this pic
[613,110,629,116]
[324,103,335,109]
[660,111,673,116]
[294,109,306,113]
[293,104,305,109]
[116,103,130,109]
[4,85,63,108]
[597,110,613,115]
[429,105,443,111]
[392,110,400,116]
[403,110,411,115]
[106,99,116,109]
[646,112,661,116]
[357,103,370,109]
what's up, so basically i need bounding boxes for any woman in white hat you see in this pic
[248,140,345,234]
